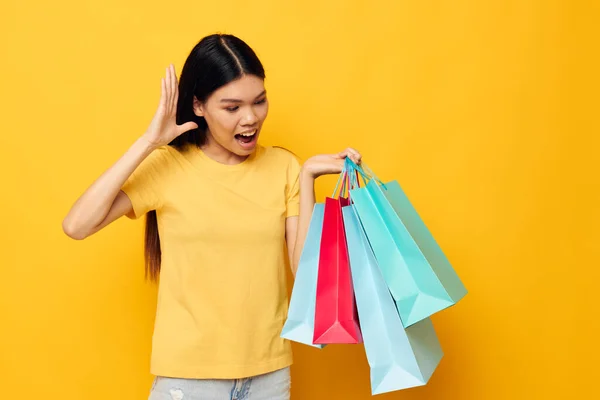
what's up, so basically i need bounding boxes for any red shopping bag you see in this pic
[313,172,363,344]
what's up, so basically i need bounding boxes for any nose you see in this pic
[242,107,259,126]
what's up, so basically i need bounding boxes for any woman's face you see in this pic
[194,74,268,158]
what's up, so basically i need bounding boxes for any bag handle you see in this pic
[346,158,363,189]
[332,159,364,198]
[332,170,349,198]
[345,158,387,189]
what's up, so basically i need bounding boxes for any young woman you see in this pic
[62,34,361,399]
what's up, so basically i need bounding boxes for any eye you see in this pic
[225,98,266,112]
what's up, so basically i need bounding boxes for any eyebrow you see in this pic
[220,90,267,103]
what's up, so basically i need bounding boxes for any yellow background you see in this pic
[1,0,598,398]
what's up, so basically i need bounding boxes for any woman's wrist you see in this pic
[138,133,161,154]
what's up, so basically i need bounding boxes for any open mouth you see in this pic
[234,130,258,146]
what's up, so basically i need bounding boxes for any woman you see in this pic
[63,33,361,399]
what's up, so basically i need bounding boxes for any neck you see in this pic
[200,131,250,165]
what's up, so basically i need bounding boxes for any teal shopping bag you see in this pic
[280,203,325,348]
[343,205,442,394]
[346,159,467,327]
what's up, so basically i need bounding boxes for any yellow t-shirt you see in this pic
[121,143,300,379]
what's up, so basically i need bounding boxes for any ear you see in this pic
[192,96,205,117]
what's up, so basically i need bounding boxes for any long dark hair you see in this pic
[144,34,266,281]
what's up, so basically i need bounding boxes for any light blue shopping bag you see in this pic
[346,158,467,327]
[343,205,443,394]
[280,203,325,348]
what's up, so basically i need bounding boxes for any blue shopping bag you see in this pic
[343,205,443,394]
[280,203,325,348]
[346,158,467,327]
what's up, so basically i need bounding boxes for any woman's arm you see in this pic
[286,170,315,276]
[62,64,197,240]
[286,148,361,276]
[62,138,156,240]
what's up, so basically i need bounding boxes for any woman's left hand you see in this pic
[302,147,362,179]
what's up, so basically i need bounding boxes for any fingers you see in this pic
[172,64,179,102]
[178,121,199,134]
[338,147,362,164]
[166,65,173,110]
[160,78,167,109]
[347,147,361,162]
[158,65,179,115]
[169,64,177,106]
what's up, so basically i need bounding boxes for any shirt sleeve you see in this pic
[121,146,170,219]
[285,152,302,218]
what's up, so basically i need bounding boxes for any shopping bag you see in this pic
[280,204,326,349]
[343,205,443,394]
[347,159,467,327]
[313,172,363,344]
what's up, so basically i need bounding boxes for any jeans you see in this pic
[148,367,290,400]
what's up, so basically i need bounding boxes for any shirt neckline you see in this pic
[189,143,263,172]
